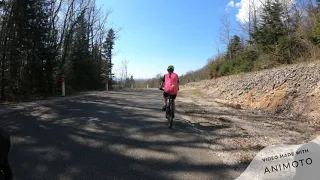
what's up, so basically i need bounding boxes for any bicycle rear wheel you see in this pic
[168,98,173,128]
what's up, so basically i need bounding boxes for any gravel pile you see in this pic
[183,61,320,124]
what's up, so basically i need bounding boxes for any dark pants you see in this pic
[163,92,177,99]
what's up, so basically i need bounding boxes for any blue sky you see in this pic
[95,0,241,79]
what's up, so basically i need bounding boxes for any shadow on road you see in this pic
[0,90,245,180]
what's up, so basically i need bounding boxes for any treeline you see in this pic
[132,79,148,88]
[0,0,117,101]
[179,0,320,85]
[118,76,136,89]
[147,74,163,88]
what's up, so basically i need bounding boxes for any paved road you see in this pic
[0,89,239,180]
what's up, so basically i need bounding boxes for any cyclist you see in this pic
[159,65,179,117]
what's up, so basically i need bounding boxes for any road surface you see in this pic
[0,89,240,180]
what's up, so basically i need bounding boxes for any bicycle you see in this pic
[160,88,174,128]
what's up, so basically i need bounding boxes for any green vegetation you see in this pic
[0,0,118,101]
[147,74,163,88]
[174,0,320,85]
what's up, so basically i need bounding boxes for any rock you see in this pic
[286,88,297,96]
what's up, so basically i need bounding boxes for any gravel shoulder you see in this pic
[184,60,320,125]
[175,87,320,167]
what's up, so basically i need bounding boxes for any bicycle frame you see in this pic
[166,95,174,128]
[160,88,174,128]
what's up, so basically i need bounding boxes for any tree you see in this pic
[238,0,259,43]
[102,28,116,86]
[119,60,128,87]
[225,35,244,60]
[0,0,13,99]
[0,0,118,100]
[3,0,53,97]
[307,0,320,47]
[252,0,286,50]
[130,75,134,87]
[220,11,233,60]
[71,11,91,90]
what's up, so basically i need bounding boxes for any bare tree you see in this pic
[220,11,232,45]
[237,0,259,43]
[220,11,233,60]
[215,40,221,57]
[58,0,91,74]
[119,60,129,87]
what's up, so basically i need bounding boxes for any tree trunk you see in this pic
[0,5,13,100]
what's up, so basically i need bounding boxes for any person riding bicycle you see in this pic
[159,65,179,117]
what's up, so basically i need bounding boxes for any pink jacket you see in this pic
[164,72,179,95]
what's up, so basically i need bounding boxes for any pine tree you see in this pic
[30,0,52,94]
[4,0,52,97]
[90,43,102,89]
[252,0,286,51]
[0,0,117,100]
[225,35,244,60]
[71,11,90,91]
[102,28,116,86]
